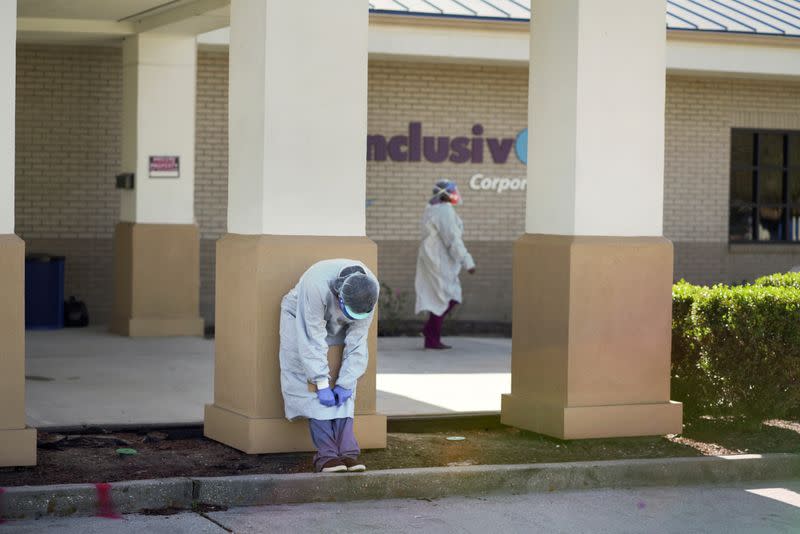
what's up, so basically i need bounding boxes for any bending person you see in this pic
[279,259,379,473]
[414,180,475,350]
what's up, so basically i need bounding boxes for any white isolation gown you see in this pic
[414,203,475,316]
[279,259,376,421]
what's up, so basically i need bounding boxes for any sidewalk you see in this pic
[24,327,511,428]
[7,481,800,533]
[3,454,800,523]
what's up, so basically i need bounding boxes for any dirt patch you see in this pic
[1,418,799,487]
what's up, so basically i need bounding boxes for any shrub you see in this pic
[672,278,800,423]
[377,282,410,336]
[754,271,800,289]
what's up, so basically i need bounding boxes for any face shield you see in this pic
[333,266,379,321]
[431,180,462,206]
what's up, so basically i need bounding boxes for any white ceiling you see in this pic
[17,0,191,22]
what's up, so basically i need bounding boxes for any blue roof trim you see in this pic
[370,0,800,38]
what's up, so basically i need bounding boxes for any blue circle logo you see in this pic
[514,128,528,165]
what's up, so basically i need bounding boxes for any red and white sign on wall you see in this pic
[149,156,180,178]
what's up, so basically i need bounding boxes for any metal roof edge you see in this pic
[667,27,800,46]
[369,11,528,31]
[371,10,800,45]
[369,9,529,24]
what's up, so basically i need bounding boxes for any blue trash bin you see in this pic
[25,254,65,329]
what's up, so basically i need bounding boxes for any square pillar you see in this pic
[203,0,386,453]
[0,3,36,467]
[111,34,203,337]
[501,0,682,439]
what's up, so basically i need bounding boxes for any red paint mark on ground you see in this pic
[95,483,121,519]
[0,487,6,524]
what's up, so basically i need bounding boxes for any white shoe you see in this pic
[320,460,347,473]
[343,458,366,472]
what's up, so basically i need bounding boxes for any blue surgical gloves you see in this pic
[333,385,353,406]
[317,387,336,407]
[317,385,353,407]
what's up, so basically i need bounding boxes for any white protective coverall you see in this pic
[414,202,475,316]
[279,259,376,421]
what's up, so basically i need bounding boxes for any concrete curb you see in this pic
[193,453,800,507]
[0,478,193,520]
[2,454,800,519]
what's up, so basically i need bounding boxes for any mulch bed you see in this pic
[1,417,799,487]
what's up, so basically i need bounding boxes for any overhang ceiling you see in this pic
[18,0,192,22]
[16,0,231,44]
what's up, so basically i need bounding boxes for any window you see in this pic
[730,129,800,242]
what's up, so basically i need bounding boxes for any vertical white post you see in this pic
[525,0,665,237]
[0,1,15,234]
[502,0,681,440]
[0,2,36,467]
[227,0,368,236]
[204,0,386,455]
[112,33,203,337]
[121,34,197,224]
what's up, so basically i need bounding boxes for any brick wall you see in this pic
[664,75,800,284]
[13,45,800,325]
[195,50,229,321]
[191,58,528,322]
[15,45,122,322]
[366,61,528,242]
[366,61,527,321]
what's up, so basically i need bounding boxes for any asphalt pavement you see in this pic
[5,481,800,533]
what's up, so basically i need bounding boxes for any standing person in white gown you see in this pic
[414,180,476,350]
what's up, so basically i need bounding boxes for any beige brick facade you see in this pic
[15,45,121,321]
[366,61,528,242]
[665,75,800,284]
[12,45,800,324]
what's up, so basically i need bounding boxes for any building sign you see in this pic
[367,122,528,165]
[469,173,527,193]
[149,156,180,178]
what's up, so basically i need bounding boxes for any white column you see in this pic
[227,0,368,236]
[502,0,680,440]
[0,2,15,234]
[0,2,35,466]
[121,34,196,224]
[205,0,385,454]
[112,33,202,337]
[526,0,665,237]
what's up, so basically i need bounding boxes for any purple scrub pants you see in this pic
[422,300,458,347]
[309,417,360,472]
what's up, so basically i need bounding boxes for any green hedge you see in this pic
[672,275,800,422]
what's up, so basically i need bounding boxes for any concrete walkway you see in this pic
[24,327,511,428]
[5,481,800,533]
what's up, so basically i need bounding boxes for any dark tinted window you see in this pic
[730,130,800,243]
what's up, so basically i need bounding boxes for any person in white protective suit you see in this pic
[414,180,476,350]
[279,259,379,473]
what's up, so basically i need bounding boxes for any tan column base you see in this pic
[204,404,387,454]
[110,223,204,337]
[501,396,682,440]
[0,235,36,466]
[0,427,37,467]
[204,234,386,453]
[501,234,683,440]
